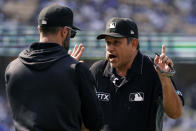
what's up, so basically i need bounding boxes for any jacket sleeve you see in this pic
[75,63,104,131]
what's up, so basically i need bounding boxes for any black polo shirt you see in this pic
[90,51,183,131]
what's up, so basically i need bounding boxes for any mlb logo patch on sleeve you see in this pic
[129,92,144,102]
[96,92,111,102]
[176,90,182,96]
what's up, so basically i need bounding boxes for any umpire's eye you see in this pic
[71,30,77,38]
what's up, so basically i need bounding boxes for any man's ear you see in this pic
[131,38,139,50]
[61,27,68,38]
[37,26,41,33]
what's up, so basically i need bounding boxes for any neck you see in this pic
[39,33,62,46]
[116,50,138,76]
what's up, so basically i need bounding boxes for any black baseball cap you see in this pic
[97,17,138,39]
[38,4,79,30]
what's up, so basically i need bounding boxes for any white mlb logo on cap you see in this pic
[109,22,116,28]
[42,20,47,25]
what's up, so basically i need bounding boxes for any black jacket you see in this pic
[5,42,103,131]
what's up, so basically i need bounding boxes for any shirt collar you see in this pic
[103,51,144,77]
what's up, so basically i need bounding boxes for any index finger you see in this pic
[161,45,166,55]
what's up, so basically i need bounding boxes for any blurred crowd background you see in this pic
[0,0,196,33]
[0,0,196,131]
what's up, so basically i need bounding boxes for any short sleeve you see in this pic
[171,79,184,105]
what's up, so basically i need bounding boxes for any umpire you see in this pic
[5,4,103,131]
[90,17,183,131]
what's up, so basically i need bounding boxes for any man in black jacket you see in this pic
[5,4,103,131]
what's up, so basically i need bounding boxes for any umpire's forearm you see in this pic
[160,77,182,119]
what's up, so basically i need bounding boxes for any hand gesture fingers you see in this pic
[166,58,174,67]
[75,44,85,61]
[161,44,166,55]
[154,45,175,77]
[69,44,85,61]
[154,54,159,65]
[68,50,72,55]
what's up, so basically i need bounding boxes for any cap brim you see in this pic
[97,33,125,39]
[72,25,80,30]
